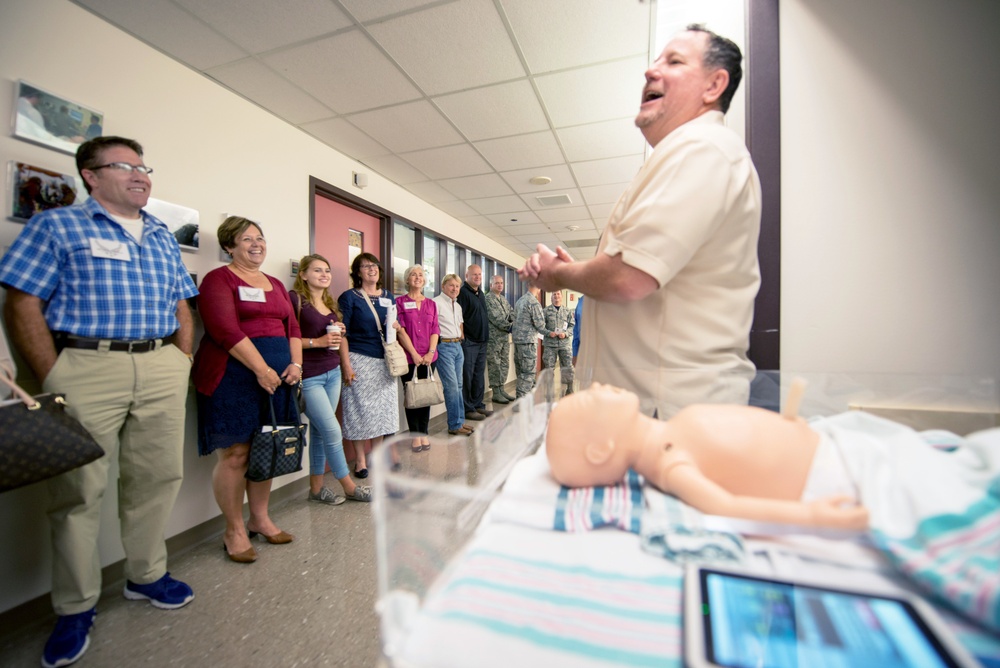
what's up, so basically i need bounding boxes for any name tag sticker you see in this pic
[238,286,266,302]
[403,301,418,310]
[379,297,392,307]
[89,238,131,261]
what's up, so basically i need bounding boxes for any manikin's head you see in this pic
[546,383,643,487]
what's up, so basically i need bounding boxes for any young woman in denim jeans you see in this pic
[290,254,371,504]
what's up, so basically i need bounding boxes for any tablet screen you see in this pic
[699,569,961,668]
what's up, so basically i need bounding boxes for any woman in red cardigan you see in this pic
[192,216,302,564]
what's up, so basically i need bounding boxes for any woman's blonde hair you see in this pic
[291,254,341,319]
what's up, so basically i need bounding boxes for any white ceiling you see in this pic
[70,0,655,259]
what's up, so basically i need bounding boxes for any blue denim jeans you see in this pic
[301,369,348,479]
[436,342,465,431]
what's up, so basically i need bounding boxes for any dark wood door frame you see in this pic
[746,0,781,370]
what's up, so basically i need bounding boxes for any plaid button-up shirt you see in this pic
[0,197,197,340]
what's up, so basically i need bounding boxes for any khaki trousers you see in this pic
[42,344,191,614]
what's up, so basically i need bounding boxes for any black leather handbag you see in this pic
[0,374,105,493]
[245,392,305,482]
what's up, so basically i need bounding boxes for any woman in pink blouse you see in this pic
[395,265,440,453]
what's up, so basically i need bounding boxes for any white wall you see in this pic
[780,0,1000,376]
[0,0,524,614]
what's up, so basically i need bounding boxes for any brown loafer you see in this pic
[248,529,294,544]
[223,542,257,563]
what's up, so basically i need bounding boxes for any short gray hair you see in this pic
[403,264,425,287]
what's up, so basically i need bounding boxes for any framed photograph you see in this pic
[145,197,199,251]
[8,161,86,222]
[348,228,363,265]
[11,80,103,155]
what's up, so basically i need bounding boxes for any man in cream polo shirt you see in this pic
[520,25,761,418]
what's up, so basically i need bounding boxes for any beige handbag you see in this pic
[357,290,408,377]
[404,366,444,409]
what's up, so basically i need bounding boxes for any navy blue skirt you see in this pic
[197,337,299,456]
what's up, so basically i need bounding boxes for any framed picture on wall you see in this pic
[145,197,199,251]
[7,161,86,222]
[348,228,363,265]
[11,80,103,155]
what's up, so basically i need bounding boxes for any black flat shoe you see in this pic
[355,468,369,478]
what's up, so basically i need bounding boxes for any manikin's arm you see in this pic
[666,463,869,530]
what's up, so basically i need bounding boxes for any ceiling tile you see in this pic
[437,173,513,200]
[518,233,562,245]
[400,144,492,180]
[435,80,549,141]
[461,215,498,229]
[501,0,651,73]
[435,200,479,218]
[264,30,420,113]
[404,181,456,203]
[485,211,541,226]
[535,206,592,223]
[361,154,429,185]
[588,202,616,220]
[368,0,525,95]
[174,0,353,54]
[76,0,247,70]
[348,100,463,154]
[474,131,565,172]
[556,118,646,162]
[500,164,574,194]
[339,0,440,23]
[299,117,391,159]
[581,183,630,206]
[466,195,530,215]
[554,229,601,242]
[570,154,645,187]
[497,222,545,236]
[547,221,598,233]
[206,58,334,124]
[535,56,647,128]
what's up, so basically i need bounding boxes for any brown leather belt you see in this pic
[439,337,462,343]
[56,336,163,353]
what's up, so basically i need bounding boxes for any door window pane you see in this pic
[422,232,438,298]
[392,221,415,294]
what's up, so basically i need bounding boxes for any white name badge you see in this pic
[403,300,418,310]
[238,286,266,302]
[89,238,131,261]
[379,297,392,307]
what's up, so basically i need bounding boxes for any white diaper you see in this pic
[800,432,859,503]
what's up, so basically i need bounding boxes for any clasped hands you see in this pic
[255,364,301,394]
[518,243,574,292]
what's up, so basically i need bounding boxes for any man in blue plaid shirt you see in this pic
[0,136,198,668]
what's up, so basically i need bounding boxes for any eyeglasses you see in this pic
[360,263,379,270]
[90,162,154,176]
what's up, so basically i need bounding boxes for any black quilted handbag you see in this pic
[0,374,105,493]
[245,391,305,482]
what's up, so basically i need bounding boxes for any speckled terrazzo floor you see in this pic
[0,473,383,668]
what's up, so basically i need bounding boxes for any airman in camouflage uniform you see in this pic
[542,291,575,394]
[512,285,548,398]
[485,275,515,404]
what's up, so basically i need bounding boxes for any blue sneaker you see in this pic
[123,572,194,610]
[42,607,95,668]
